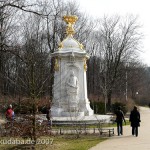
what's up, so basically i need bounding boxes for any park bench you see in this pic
[99,128,114,137]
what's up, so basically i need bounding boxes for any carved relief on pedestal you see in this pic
[65,70,79,111]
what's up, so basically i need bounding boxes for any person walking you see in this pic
[115,106,126,136]
[129,106,141,137]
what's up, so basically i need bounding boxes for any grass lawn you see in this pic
[101,120,130,128]
[49,135,106,150]
[0,119,130,150]
[0,135,107,150]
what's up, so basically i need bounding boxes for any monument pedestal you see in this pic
[51,15,93,117]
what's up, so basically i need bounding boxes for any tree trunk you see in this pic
[49,58,54,100]
[107,89,112,111]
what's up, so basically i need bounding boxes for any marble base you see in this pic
[61,111,84,117]
[37,114,112,125]
[51,100,94,117]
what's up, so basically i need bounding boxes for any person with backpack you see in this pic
[129,106,141,137]
[115,106,126,136]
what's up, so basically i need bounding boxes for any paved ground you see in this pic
[89,107,150,150]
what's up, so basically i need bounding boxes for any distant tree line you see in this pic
[0,0,150,108]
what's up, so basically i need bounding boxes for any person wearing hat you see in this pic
[115,106,126,136]
[129,106,141,137]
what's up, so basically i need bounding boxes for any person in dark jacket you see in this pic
[115,106,126,136]
[129,106,141,137]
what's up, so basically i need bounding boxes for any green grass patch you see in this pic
[48,135,106,150]
[101,120,130,128]
[0,135,106,150]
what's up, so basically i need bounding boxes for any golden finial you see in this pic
[63,15,78,36]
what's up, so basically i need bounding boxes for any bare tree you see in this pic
[91,15,142,109]
[0,2,21,94]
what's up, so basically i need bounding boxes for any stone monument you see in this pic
[51,15,94,117]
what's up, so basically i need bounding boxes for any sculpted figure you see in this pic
[66,71,78,106]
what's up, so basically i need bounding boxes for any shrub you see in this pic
[90,101,105,114]
[14,104,33,114]
[111,102,127,114]
[38,105,48,114]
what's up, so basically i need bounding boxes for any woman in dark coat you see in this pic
[129,106,141,137]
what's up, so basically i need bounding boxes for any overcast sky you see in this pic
[74,0,150,66]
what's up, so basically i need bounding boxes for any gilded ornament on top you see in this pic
[63,15,78,25]
[63,15,78,36]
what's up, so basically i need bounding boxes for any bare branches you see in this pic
[0,0,48,16]
[88,15,143,107]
